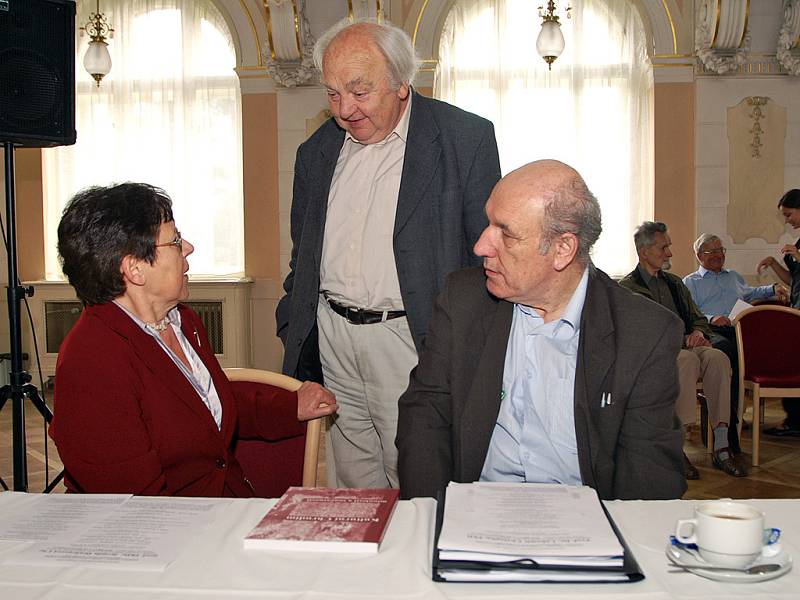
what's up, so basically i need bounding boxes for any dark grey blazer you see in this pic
[276,92,501,380]
[396,266,688,501]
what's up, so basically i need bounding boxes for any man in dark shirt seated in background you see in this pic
[396,160,686,501]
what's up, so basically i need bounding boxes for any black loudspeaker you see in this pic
[0,0,76,147]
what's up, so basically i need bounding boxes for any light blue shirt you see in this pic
[480,268,588,485]
[683,266,775,320]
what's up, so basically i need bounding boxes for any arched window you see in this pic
[437,0,653,275]
[43,0,243,278]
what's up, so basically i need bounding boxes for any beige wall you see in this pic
[16,148,45,282]
[654,82,696,276]
[242,92,280,280]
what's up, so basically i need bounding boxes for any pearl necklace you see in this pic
[146,316,171,332]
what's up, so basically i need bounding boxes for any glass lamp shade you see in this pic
[84,40,112,83]
[536,20,565,61]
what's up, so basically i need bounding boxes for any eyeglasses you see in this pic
[155,232,183,252]
[699,247,726,256]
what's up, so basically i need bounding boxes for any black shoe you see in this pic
[713,448,747,477]
[683,453,700,480]
[764,422,800,437]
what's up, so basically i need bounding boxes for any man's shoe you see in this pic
[763,422,800,437]
[713,448,747,477]
[683,453,700,480]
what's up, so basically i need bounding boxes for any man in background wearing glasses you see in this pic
[620,223,745,479]
[683,233,789,439]
[683,233,788,328]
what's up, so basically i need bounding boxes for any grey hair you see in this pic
[633,221,668,253]
[313,18,418,89]
[538,176,602,264]
[693,233,720,255]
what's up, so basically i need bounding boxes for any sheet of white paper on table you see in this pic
[0,493,130,542]
[1,495,230,572]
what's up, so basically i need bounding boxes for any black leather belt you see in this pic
[326,298,406,325]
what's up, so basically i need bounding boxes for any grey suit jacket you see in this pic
[396,266,687,501]
[276,92,501,380]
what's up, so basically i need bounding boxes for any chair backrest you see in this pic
[733,305,800,380]
[224,368,322,497]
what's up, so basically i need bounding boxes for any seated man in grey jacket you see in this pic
[396,160,686,501]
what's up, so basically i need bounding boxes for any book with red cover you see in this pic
[243,487,400,553]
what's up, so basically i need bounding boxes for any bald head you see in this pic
[474,160,601,313]
[499,160,602,261]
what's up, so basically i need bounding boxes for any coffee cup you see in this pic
[674,501,764,568]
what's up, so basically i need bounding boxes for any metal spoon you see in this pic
[670,562,782,575]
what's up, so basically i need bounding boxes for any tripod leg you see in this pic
[23,384,53,423]
[0,385,9,490]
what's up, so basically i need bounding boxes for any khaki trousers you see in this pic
[676,347,731,428]
[316,297,418,488]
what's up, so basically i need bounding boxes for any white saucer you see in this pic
[665,543,793,582]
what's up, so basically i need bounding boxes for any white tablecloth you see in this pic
[0,492,796,599]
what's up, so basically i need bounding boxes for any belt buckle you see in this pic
[345,307,362,325]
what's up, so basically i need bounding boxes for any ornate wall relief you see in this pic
[695,0,751,74]
[263,0,316,87]
[727,97,787,244]
[776,0,800,75]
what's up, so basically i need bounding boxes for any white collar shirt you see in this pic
[320,94,412,310]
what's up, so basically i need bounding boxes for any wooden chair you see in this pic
[224,368,322,496]
[732,305,800,466]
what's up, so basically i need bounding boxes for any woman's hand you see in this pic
[781,244,800,261]
[757,256,776,274]
[296,381,338,421]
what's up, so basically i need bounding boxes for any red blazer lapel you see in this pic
[88,303,224,433]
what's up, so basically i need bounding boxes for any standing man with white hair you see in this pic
[276,19,501,488]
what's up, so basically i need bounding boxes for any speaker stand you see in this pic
[0,141,63,492]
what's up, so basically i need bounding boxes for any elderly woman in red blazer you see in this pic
[50,183,337,496]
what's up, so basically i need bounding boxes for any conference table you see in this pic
[0,492,796,599]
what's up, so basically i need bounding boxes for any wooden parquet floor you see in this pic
[2,395,798,498]
[684,399,800,500]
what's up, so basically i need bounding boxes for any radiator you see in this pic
[44,300,225,355]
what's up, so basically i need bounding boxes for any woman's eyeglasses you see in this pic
[155,232,183,251]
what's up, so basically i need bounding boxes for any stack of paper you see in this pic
[433,482,643,583]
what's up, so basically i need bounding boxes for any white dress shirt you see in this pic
[320,95,412,311]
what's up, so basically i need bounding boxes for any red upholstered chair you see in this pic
[733,306,800,466]
[224,368,322,497]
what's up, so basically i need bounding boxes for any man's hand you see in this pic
[684,330,710,348]
[297,381,338,421]
[775,283,790,303]
[781,244,800,261]
[710,315,731,327]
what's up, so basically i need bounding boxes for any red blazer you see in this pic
[50,302,303,496]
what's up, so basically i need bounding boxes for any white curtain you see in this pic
[43,0,244,279]
[436,0,653,276]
